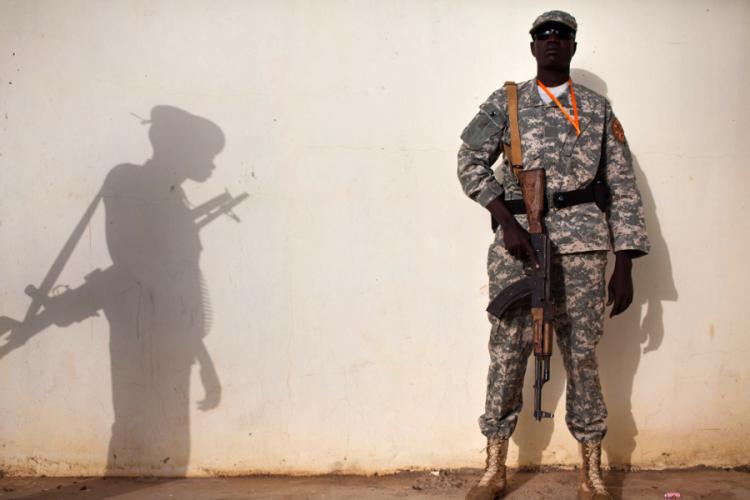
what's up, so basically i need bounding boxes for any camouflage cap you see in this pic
[529,10,577,34]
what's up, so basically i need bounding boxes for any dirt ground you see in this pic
[0,468,748,499]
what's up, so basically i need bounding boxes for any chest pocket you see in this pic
[560,113,592,157]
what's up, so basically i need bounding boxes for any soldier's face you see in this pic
[530,23,577,70]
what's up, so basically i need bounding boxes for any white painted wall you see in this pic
[0,0,748,475]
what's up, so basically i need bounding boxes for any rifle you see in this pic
[193,189,248,229]
[486,168,554,421]
[0,189,249,358]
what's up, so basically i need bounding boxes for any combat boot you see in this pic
[578,441,613,500]
[465,437,508,500]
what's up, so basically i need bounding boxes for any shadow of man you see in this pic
[507,69,676,496]
[0,106,247,479]
[101,106,225,475]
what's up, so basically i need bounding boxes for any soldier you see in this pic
[457,10,649,500]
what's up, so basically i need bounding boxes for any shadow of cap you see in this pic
[147,105,225,156]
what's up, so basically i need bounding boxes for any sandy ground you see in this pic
[0,469,748,499]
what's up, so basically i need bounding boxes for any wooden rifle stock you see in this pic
[517,169,545,235]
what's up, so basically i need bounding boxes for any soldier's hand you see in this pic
[502,222,541,269]
[486,197,540,268]
[607,251,634,317]
[197,349,222,411]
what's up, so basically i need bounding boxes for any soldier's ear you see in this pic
[573,41,578,56]
[530,41,536,57]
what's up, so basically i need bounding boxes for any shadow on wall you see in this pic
[509,69,677,475]
[599,154,677,467]
[0,107,249,478]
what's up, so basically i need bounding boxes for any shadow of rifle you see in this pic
[0,189,249,359]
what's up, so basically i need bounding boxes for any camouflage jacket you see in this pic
[457,79,650,255]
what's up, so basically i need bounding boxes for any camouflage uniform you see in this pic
[457,79,649,443]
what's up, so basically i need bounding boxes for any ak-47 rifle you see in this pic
[486,168,554,422]
[0,189,249,358]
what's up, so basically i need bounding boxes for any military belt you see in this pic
[504,177,610,215]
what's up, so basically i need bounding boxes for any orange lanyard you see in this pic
[537,79,580,136]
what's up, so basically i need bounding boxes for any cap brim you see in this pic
[530,20,577,35]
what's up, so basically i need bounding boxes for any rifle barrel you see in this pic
[195,192,249,229]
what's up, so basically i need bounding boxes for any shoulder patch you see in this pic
[611,117,626,144]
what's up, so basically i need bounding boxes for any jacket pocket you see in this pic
[460,101,503,148]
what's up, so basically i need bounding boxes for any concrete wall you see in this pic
[0,0,747,475]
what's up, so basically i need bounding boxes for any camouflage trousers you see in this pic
[480,245,608,444]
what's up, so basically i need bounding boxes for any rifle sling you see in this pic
[504,81,523,176]
[490,82,523,232]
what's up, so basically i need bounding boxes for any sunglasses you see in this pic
[532,27,576,41]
